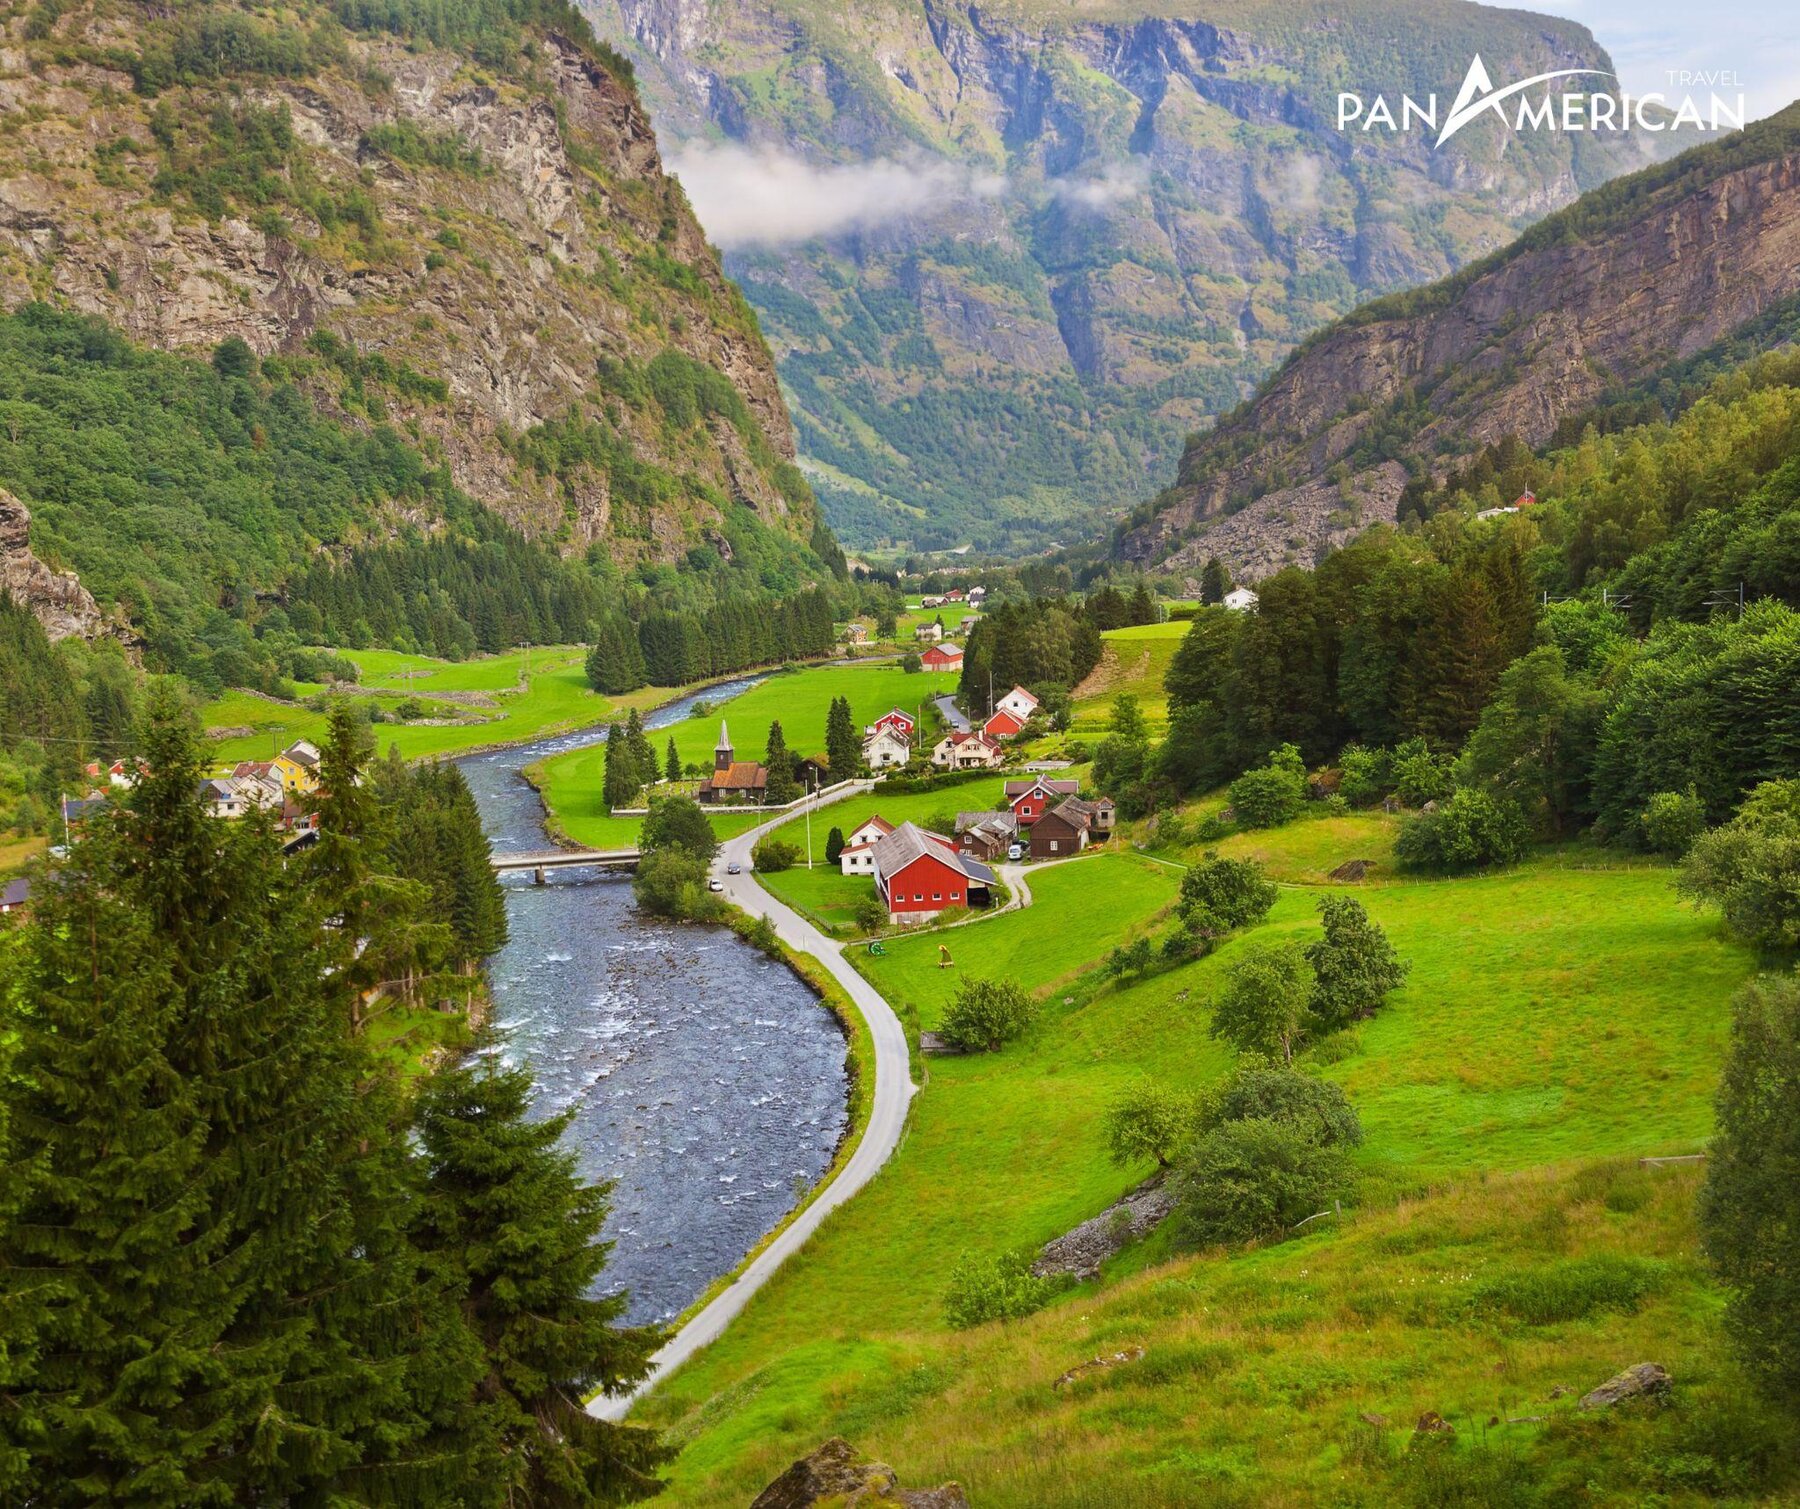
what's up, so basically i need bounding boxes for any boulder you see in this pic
[1328,859,1374,882]
[1054,1346,1145,1391]
[750,1438,969,1509]
[1579,1363,1671,1411]
[1414,1411,1454,1435]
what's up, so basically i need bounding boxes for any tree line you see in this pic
[585,587,837,694]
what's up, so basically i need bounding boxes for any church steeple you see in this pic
[714,720,733,773]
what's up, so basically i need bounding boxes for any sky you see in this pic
[1537,0,1798,121]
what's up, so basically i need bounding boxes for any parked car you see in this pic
[1007,842,1025,861]
[708,878,724,892]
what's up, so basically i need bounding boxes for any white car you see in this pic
[708,877,725,892]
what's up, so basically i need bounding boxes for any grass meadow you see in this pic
[635,822,1762,1506]
[1070,620,1191,734]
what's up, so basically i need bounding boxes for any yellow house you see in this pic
[271,739,322,795]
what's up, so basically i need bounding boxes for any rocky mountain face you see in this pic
[587,0,1668,554]
[0,0,824,580]
[1117,107,1800,582]
[0,489,110,642]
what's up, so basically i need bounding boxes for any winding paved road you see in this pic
[589,780,913,1420]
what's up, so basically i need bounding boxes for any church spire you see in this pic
[714,720,733,773]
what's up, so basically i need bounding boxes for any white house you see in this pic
[931,730,1004,770]
[995,685,1039,722]
[1223,587,1259,611]
[913,620,944,643]
[967,585,987,605]
[862,725,912,769]
[846,815,895,849]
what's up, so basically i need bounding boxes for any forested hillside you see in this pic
[591,0,1669,553]
[1117,103,1800,582]
[0,0,839,601]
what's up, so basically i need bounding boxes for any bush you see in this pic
[852,895,887,935]
[1391,737,1454,807]
[751,835,800,873]
[1196,1062,1362,1149]
[943,1249,1069,1329]
[1642,788,1706,856]
[1679,780,1800,951]
[1228,744,1306,828]
[1306,894,1407,1030]
[1105,937,1154,977]
[1105,1080,1194,1168]
[1395,789,1530,873]
[900,651,923,673]
[1178,852,1277,939]
[630,849,720,922]
[1172,1118,1346,1247]
[824,826,845,864]
[639,794,718,862]
[1338,744,1392,808]
[939,976,1037,1052]
[743,914,781,957]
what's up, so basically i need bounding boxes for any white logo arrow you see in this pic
[1436,54,1614,148]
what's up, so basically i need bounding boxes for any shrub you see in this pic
[824,826,845,864]
[1172,1118,1346,1247]
[1178,852,1277,938]
[751,835,800,873]
[1104,1080,1195,1168]
[1197,1062,1362,1150]
[939,976,1037,1052]
[743,914,781,957]
[630,849,720,922]
[900,651,923,673]
[943,1249,1068,1329]
[1105,937,1153,977]
[1395,789,1530,873]
[1306,894,1407,1030]
[1642,788,1706,856]
[1338,744,1392,808]
[852,895,888,935]
[1678,780,1800,951]
[1228,744,1306,828]
[1391,737,1454,807]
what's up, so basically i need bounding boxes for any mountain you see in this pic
[587,0,1668,555]
[0,0,834,588]
[1115,104,1800,582]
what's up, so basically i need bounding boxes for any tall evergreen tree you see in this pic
[603,723,639,810]
[625,709,657,789]
[665,735,681,784]
[764,720,797,804]
[1200,557,1231,604]
[413,1058,669,1504]
[825,695,860,780]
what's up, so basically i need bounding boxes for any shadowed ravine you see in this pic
[454,685,849,1326]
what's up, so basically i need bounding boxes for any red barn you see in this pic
[868,708,916,740]
[920,643,963,673]
[983,707,1027,740]
[871,821,995,924]
[1005,776,1080,826]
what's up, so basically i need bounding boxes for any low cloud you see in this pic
[1047,159,1149,209]
[669,142,1004,249]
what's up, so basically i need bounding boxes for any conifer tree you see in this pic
[626,708,657,788]
[414,1057,669,1504]
[1200,557,1231,605]
[665,735,682,784]
[825,695,860,780]
[764,720,797,804]
[603,723,639,809]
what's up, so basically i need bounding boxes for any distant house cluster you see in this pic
[62,740,324,836]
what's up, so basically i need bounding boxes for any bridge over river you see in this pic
[489,847,640,882]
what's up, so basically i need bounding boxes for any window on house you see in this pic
[950,890,960,901]
[1050,840,1059,852]
[932,892,941,902]
[913,893,924,902]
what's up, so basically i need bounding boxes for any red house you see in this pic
[920,643,963,673]
[868,707,916,740]
[983,707,1027,740]
[1005,776,1080,826]
[871,821,995,924]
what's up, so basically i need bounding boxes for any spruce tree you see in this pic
[665,735,681,784]
[825,695,860,781]
[764,720,797,804]
[1200,557,1231,605]
[603,723,639,809]
[414,1057,669,1504]
[625,709,657,789]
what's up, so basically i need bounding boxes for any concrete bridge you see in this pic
[490,848,641,883]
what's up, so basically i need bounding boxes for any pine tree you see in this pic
[625,708,657,788]
[665,735,681,784]
[764,719,797,804]
[603,723,639,809]
[414,1057,669,1504]
[1200,557,1231,605]
[826,695,860,780]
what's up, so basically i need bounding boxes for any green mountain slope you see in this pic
[0,0,837,604]
[589,0,1673,554]
[1115,103,1800,581]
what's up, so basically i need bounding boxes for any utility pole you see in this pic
[1703,581,1746,619]
[805,771,814,871]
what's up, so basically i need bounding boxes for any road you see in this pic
[588,779,914,1420]
[933,692,970,733]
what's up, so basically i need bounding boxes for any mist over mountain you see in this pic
[587,0,1672,555]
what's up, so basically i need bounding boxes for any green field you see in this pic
[636,843,1759,1505]
[532,663,958,849]
[198,646,667,766]
[1070,620,1190,733]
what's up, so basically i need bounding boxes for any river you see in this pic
[454,683,849,1326]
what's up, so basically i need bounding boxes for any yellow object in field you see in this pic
[938,943,953,968]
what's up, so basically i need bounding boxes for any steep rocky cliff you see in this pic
[588,0,1672,553]
[0,0,826,580]
[1116,106,1800,581]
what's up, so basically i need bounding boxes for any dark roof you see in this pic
[285,745,319,769]
[61,796,108,822]
[1,876,30,908]
[955,810,1016,835]
[1047,796,1099,829]
[873,821,994,886]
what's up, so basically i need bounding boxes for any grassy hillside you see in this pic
[635,829,1758,1503]
[1071,620,1191,733]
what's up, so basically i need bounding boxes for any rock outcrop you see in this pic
[1032,1178,1175,1281]
[0,489,107,642]
[1118,106,1800,581]
[1580,1362,1672,1410]
[0,3,822,569]
[750,1438,968,1509]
